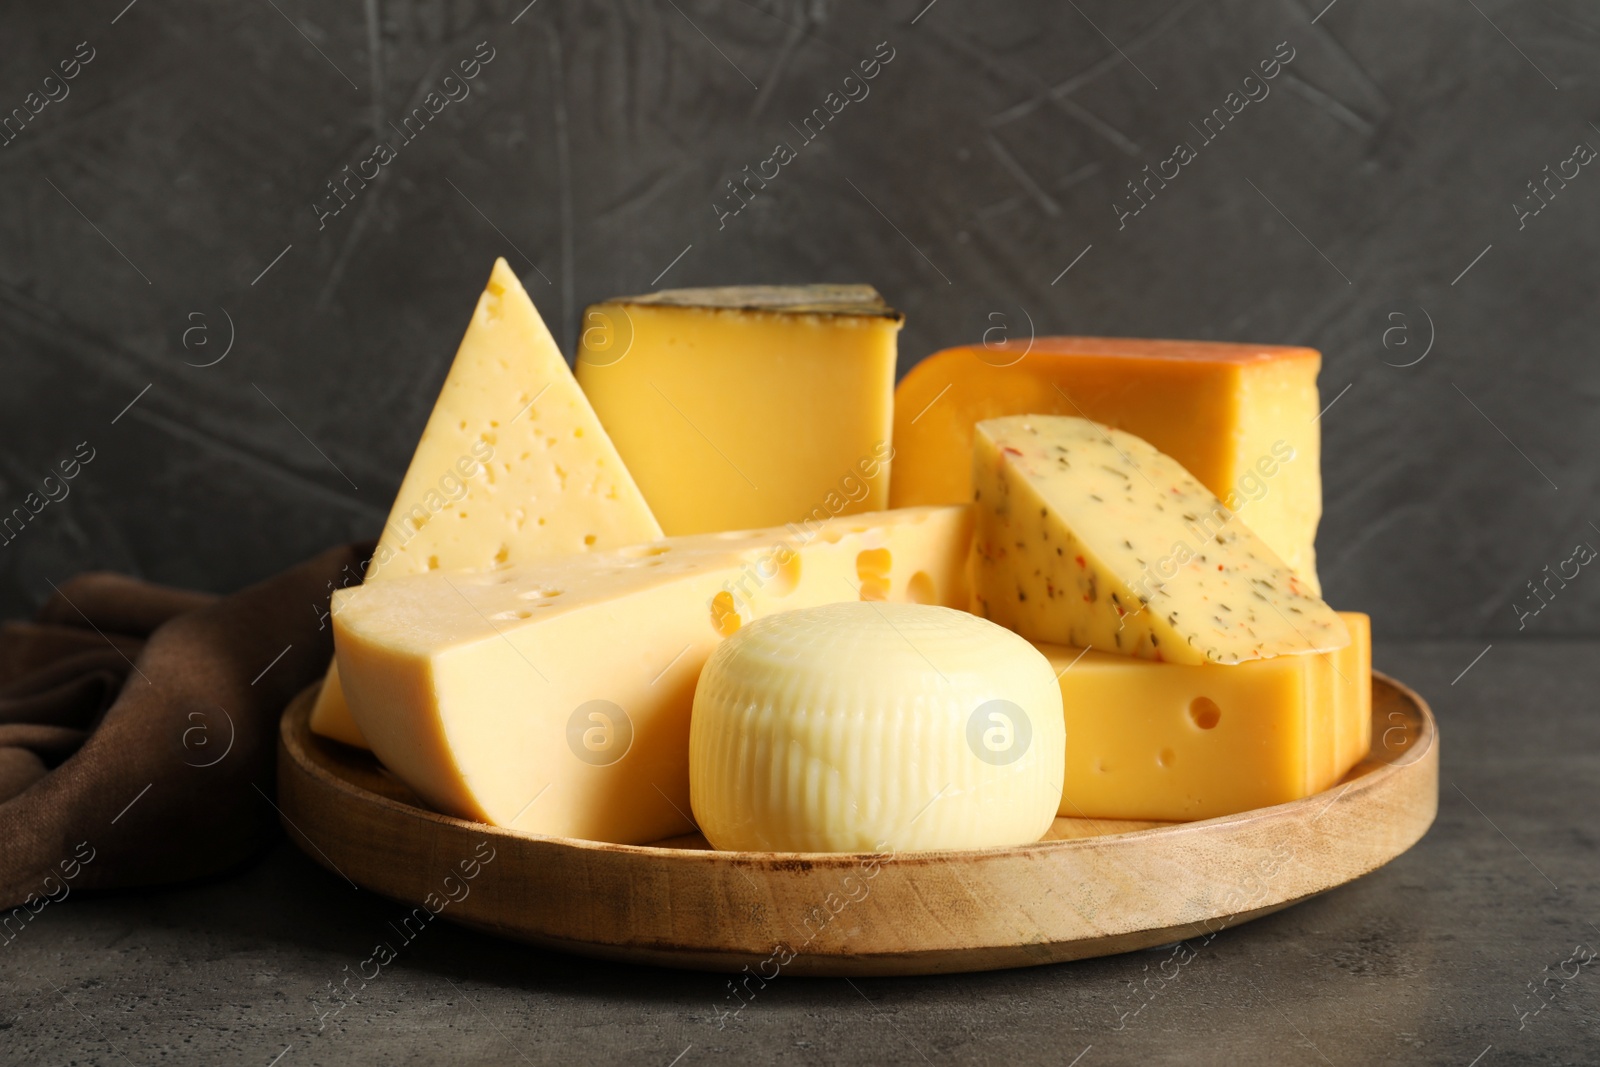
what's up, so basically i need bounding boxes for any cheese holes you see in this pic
[856,548,892,601]
[620,544,673,568]
[907,570,937,605]
[711,591,742,637]
[758,549,801,597]
[1189,697,1221,730]
[1157,747,1176,768]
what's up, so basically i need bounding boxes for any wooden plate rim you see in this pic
[277,670,1434,865]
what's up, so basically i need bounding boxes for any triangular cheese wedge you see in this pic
[309,258,663,745]
[971,415,1346,665]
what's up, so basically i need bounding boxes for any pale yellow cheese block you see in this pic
[333,505,973,844]
[972,415,1347,665]
[1043,612,1371,822]
[308,258,662,747]
[575,286,901,536]
[691,602,1065,852]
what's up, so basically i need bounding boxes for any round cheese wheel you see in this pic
[689,602,1064,852]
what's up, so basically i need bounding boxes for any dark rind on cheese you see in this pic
[602,284,903,321]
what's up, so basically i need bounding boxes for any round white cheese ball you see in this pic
[689,602,1065,852]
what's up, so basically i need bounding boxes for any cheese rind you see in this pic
[575,286,901,536]
[690,602,1065,852]
[333,506,973,844]
[971,415,1347,665]
[1044,612,1371,821]
[892,338,1324,593]
[308,258,663,747]
[1330,611,1373,780]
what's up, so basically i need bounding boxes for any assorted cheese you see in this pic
[575,286,901,536]
[1045,612,1371,821]
[970,415,1348,665]
[891,338,1324,593]
[307,258,662,747]
[332,506,972,843]
[325,261,1373,849]
[690,603,1065,852]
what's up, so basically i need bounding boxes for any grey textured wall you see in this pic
[0,0,1594,640]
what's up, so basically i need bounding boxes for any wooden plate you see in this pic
[276,672,1437,976]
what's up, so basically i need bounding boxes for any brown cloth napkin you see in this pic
[0,543,370,912]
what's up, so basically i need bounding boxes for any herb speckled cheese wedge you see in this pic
[972,415,1347,665]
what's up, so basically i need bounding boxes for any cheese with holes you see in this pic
[333,506,972,843]
[575,286,901,536]
[1046,612,1371,821]
[690,603,1064,852]
[308,258,662,747]
[892,338,1324,592]
[972,415,1347,665]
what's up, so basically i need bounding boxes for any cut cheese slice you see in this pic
[690,602,1064,852]
[333,505,973,844]
[972,415,1347,665]
[892,337,1324,593]
[308,258,663,747]
[575,285,901,536]
[1044,612,1371,821]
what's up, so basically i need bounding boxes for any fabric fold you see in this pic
[0,543,371,912]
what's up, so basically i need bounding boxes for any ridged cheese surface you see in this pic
[972,415,1347,665]
[690,602,1064,852]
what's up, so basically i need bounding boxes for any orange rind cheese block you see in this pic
[892,337,1323,593]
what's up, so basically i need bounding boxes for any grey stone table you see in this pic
[2,639,1594,1066]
